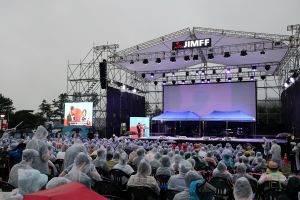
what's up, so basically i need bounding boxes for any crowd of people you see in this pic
[0,125,300,199]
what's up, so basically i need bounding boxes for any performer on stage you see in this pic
[136,123,141,138]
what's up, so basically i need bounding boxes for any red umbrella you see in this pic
[23,182,108,200]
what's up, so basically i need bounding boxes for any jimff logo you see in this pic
[172,38,211,50]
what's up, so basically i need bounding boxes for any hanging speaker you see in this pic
[100,60,107,89]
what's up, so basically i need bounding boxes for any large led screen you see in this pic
[163,81,256,121]
[130,117,150,138]
[64,102,93,126]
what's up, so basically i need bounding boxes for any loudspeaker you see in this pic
[99,60,107,89]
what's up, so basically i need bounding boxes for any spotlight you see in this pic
[130,60,134,64]
[184,55,190,61]
[227,77,232,82]
[143,59,149,64]
[191,79,195,84]
[289,77,295,83]
[201,79,205,83]
[265,65,271,71]
[240,50,247,56]
[226,68,231,73]
[186,71,189,77]
[201,70,205,75]
[193,55,199,60]
[150,73,154,78]
[162,73,166,78]
[170,56,176,62]
[132,88,137,93]
[284,81,290,88]
[172,72,175,76]
[172,80,176,85]
[224,52,231,58]
[207,79,210,83]
[261,75,266,80]
[155,58,161,63]
[207,53,214,59]
[141,73,146,78]
[181,80,185,84]
[121,85,126,90]
[213,69,216,75]
[154,81,158,85]
[216,78,221,83]
[260,50,265,55]
[238,68,242,73]
[196,71,199,75]
[162,80,167,85]
[238,77,243,82]
[250,76,254,80]
[252,66,257,71]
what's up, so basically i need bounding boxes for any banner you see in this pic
[64,102,93,126]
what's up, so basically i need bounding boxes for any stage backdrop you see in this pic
[163,81,256,121]
[130,117,150,138]
[106,87,145,138]
[64,102,93,126]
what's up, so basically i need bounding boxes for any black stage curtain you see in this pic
[281,79,300,138]
[106,87,145,138]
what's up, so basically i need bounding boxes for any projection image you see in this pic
[130,117,150,138]
[163,82,256,121]
[64,102,93,126]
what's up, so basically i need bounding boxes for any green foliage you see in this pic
[52,93,69,123]
[0,93,15,114]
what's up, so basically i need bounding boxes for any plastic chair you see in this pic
[96,167,111,179]
[0,155,10,181]
[93,179,124,198]
[128,186,159,200]
[208,177,233,200]
[258,181,285,200]
[166,189,180,200]
[54,159,64,173]
[110,169,130,189]
[0,180,15,192]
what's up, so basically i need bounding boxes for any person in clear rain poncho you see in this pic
[25,126,50,174]
[63,142,87,170]
[233,177,254,200]
[46,177,71,189]
[8,149,39,188]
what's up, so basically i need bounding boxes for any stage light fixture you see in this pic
[184,55,190,61]
[181,80,185,84]
[240,50,247,56]
[292,72,299,79]
[265,65,271,71]
[172,72,175,76]
[191,79,195,84]
[193,55,199,60]
[121,85,126,90]
[207,53,214,59]
[250,76,254,80]
[238,77,243,81]
[162,80,167,85]
[216,78,221,83]
[284,82,289,88]
[226,68,231,73]
[213,69,216,74]
[196,71,199,75]
[150,73,154,78]
[252,66,257,71]
[143,59,149,64]
[186,71,189,76]
[155,58,161,63]
[224,52,231,58]
[207,79,210,83]
[238,68,242,73]
[130,60,134,64]
[201,70,205,75]
[261,75,266,80]
[132,88,137,93]
[162,73,166,78]
[201,79,205,83]
[170,56,176,62]
[172,80,176,85]
[260,50,265,55]
[141,73,146,78]
[154,81,158,85]
[289,77,295,83]
[275,41,281,46]
[227,77,232,82]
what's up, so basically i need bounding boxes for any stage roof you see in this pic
[201,110,256,122]
[152,111,201,121]
[115,27,290,80]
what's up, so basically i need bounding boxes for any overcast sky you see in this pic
[0,0,299,111]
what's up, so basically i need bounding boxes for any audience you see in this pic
[168,160,193,191]
[233,177,254,200]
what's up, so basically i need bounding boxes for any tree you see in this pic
[0,93,15,114]
[52,93,69,123]
[39,99,52,120]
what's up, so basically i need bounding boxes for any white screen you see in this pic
[64,102,93,126]
[163,81,256,120]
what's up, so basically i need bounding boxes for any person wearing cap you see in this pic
[168,160,193,192]
[25,126,50,174]
[258,160,286,185]
[233,177,254,200]
[8,149,39,188]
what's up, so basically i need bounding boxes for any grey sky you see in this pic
[0,0,299,111]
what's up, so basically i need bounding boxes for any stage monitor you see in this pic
[130,117,150,138]
[163,81,256,121]
[64,102,93,126]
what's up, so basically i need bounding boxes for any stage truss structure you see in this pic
[67,25,300,131]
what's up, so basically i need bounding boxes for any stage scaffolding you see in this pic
[67,25,300,131]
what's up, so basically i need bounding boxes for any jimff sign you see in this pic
[172,38,211,50]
